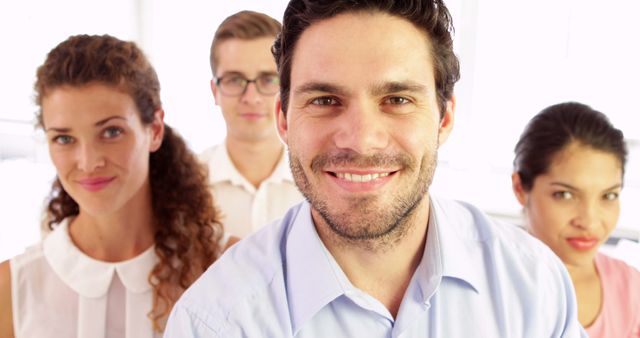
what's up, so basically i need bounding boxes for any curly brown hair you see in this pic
[34,34,223,332]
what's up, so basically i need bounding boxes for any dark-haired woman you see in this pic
[0,34,234,338]
[512,102,640,336]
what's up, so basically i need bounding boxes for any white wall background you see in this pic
[1,0,639,262]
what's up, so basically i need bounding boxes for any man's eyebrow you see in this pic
[294,82,350,96]
[217,71,244,78]
[218,71,277,78]
[370,81,427,96]
[293,81,427,97]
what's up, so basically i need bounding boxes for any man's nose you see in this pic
[240,81,264,105]
[333,102,389,154]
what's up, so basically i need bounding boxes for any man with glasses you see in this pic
[200,10,303,238]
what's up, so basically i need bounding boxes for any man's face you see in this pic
[277,12,454,246]
[212,37,279,143]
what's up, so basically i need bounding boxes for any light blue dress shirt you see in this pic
[164,197,586,337]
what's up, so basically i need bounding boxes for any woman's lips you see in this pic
[77,176,116,192]
[566,237,599,251]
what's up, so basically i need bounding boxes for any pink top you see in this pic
[585,253,640,337]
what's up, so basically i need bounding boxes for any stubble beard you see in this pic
[289,148,437,251]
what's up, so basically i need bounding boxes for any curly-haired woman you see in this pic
[0,34,235,338]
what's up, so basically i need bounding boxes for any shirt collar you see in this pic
[206,142,249,188]
[207,141,294,188]
[43,219,157,298]
[430,197,486,294]
[285,202,345,335]
[285,197,486,333]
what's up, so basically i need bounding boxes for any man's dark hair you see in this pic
[272,0,460,118]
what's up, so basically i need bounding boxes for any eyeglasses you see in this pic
[215,73,280,96]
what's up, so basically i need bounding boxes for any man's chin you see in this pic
[315,205,398,237]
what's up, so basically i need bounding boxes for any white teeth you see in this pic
[336,172,390,182]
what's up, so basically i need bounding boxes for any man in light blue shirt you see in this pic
[165,0,586,337]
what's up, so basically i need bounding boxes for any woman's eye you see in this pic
[103,127,123,139]
[603,192,619,201]
[52,135,74,145]
[310,97,339,106]
[553,191,573,200]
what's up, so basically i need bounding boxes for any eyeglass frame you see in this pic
[214,72,280,96]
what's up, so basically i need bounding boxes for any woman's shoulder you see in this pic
[596,253,640,335]
[596,252,640,279]
[8,224,68,287]
[0,260,15,338]
[0,260,10,284]
[9,242,45,267]
[0,260,11,292]
[597,253,640,306]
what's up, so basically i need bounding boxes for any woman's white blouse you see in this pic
[10,220,160,338]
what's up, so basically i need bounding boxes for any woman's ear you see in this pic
[511,172,528,206]
[149,109,165,152]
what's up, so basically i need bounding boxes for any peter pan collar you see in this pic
[43,219,157,299]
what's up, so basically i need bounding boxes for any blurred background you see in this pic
[1,0,638,266]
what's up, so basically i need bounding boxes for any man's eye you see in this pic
[52,135,74,145]
[102,127,123,139]
[223,76,246,86]
[385,96,410,105]
[258,75,279,86]
[310,97,339,106]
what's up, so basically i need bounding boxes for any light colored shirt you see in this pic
[164,197,586,338]
[11,219,160,338]
[585,253,640,337]
[199,142,303,237]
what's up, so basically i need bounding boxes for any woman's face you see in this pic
[41,82,163,216]
[513,142,623,269]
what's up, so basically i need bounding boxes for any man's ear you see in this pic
[438,95,455,146]
[275,94,288,145]
[210,79,221,106]
[149,109,165,152]
[511,172,528,206]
